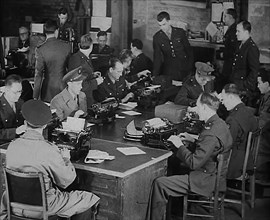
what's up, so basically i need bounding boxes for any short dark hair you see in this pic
[109,57,122,69]
[258,68,270,84]
[223,83,241,96]
[198,92,220,111]
[58,7,68,15]
[131,39,143,50]
[239,20,251,33]
[226,8,237,20]
[157,11,170,22]
[119,49,133,63]
[80,34,93,49]
[44,19,58,34]
[97,31,107,37]
[5,74,22,86]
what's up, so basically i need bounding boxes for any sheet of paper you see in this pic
[91,16,112,31]
[146,118,166,129]
[119,102,138,110]
[92,0,107,17]
[206,22,219,37]
[122,111,142,116]
[146,85,161,90]
[31,23,44,34]
[115,114,125,119]
[62,117,85,132]
[117,147,146,156]
[126,120,143,136]
[211,3,223,22]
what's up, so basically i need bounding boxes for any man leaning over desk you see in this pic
[0,99,99,220]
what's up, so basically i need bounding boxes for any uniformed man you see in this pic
[219,8,238,89]
[68,34,104,108]
[33,19,72,102]
[50,66,88,121]
[174,62,215,106]
[128,38,153,83]
[0,74,25,145]
[18,26,30,50]
[95,58,134,103]
[220,83,258,179]
[230,20,260,107]
[146,92,232,220]
[1,99,99,220]
[153,11,193,84]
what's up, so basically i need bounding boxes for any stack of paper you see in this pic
[145,118,166,129]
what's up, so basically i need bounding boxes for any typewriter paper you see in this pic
[122,111,142,116]
[117,147,146,156]
[126,120,143,136]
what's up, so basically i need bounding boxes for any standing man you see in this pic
[1,99,99,220]
[230,20,260,107]
[0,74,25,144]
[219,8,238,89]
[33,19,71,102]
[153,11,193,84]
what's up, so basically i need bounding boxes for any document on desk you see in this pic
[122,111,142,116]
[117,147,146,156]
[119,102,138,110]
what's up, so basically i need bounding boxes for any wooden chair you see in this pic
[225,129,262,219]
[183,154,226,220]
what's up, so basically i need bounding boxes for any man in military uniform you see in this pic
[91,31,114,76]
[146,92,232,220]
[33,19,71,102]
[174,62,215,106]
[153,11,193,84]
[95,58,134,103]
[128,38,153,83]
[0,74,25,144]
[68,34,103,108]
[230,20,260,107]
[50,67,88,121]
[218,8,238,90]
[220,84,258,179]
[1,99,99,220]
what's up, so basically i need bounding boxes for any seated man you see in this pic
[95,58,134,103]
[0,74,25,145]
[174,62,215,107]
[220,83,258,179]
[68,34,103,108]
[145,92,232,220]
[91,31,114,75]
[0,99,99,220]
[18,26,30,51]
[256,68,270,181]
[50,67,88,121]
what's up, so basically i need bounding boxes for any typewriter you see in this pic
[87,97,118,124]
[141,118,177,150]
[50,121,93,162]
[182,111,204,135]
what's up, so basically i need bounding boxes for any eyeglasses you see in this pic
[19,32,28,36]
[10,90,23,95]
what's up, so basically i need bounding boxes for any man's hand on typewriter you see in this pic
[121,92,134,103]
[74,110,85,118]
[137,70,150,78]
[178,132,196,143]
[60,148,71,160]
[167,135,184,149]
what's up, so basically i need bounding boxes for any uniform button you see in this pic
[171,45,173,48]
[170,42,172,44]
[236,54,238,57]
[233,63,235,65]
[109,93,112,95]
[241,77,243,79]
[203,170,206,173]
[184,56,187,58]
[241,56,243,58]
[5,119,8,122]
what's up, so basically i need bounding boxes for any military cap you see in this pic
[22,99,52,127]
[195,62,214,77]
[62,66,87,83]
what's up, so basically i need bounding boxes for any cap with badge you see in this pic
[63,66,87,83]
[195,62,215,80]
[22,99,52,127]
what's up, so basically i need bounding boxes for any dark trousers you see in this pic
[145,175,189,220]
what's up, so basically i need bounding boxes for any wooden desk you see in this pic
[0,138,172,220]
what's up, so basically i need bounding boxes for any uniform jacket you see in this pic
[68,50,98,107]
[95,74,129,102]
[58,22,75,42]
[4,130,99,218]
[153,26,193,81]
[33,37,71,102]
[174,75,214,106]
[50,88,87,121]
[222,22,237,78]
[127,53,153,83]
[230,37,260,92]
[18,38,30,49]
[258,91,270,128]
[176,114,232,196]
[0,95,24,144]
[226,103,258,179]
[92,44,113,55]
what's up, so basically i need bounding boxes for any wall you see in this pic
[132,0,211,59]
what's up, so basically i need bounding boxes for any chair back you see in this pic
[3,167,48,220]
[214,154,224,199]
